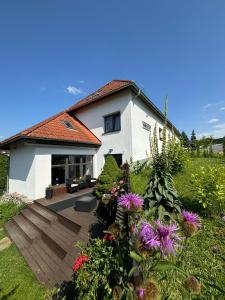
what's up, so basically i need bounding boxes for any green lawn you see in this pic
[131,157,225,298]
[169,158,225,298]
[0,202,46,300]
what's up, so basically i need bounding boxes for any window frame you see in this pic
[104,112,121,134]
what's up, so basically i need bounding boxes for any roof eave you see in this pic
[0,136,101,150]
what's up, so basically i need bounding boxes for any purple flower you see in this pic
[141,222,160,250]
[118,193,144,211]
[136,287,145,299]
[181,210,201,228]
[222,215,225,222]
[156,220,180,255]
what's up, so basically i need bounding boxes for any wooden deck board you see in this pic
[4,189,101,288]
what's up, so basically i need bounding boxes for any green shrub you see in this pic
[167,137,189,174]
[130,165,152,195]
[0,154,8,195]
[74,239,128,300]
[191,166,225,213]
[0,202,26,226]
[144,121,181,219]
[96,156,122,199]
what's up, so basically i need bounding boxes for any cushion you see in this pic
[71,184,78,187]
[75,195,97,212]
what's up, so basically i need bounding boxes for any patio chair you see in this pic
[66,178,79,193]
[85,175,97,187]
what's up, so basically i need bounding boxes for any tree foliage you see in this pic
[0,154,8,194]
[181,131,190,148]
[190,129,197,150]
[96,156,122,199]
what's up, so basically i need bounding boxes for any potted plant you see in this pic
[45,184,53,199]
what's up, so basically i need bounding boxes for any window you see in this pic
[104,113,121,133]
[51,155,93,185]
[142,121,151,132]
[62,120,75,130]
[159,128,163,141]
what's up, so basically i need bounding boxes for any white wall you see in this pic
[9,143,97,200]
[130,93,177,162]
[9,145,36,199]
[75,90,133,175]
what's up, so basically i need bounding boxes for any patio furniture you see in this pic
[66,179,79,193]
[85,175,97,187]
[74,194,97,212]
[77,177,88,189]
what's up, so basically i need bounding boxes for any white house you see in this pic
[0,80,180,200]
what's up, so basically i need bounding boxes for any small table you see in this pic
[75,194,97,212]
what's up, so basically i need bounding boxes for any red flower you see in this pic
[73,255,89,272]
[103,233,115,241]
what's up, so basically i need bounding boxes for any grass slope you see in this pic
[0,202,46,300]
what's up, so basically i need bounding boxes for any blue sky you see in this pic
[1,0,225,140]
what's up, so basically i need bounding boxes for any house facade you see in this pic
[0,80,179,200]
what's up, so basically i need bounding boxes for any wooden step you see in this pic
[35,201,82,233]
[4,220,30,250]
[4,200,95,288]
[29,203,58,223]
[13,214,40,242]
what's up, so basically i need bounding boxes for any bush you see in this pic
[0,154,8,195]
[96,156,122,199]
[130,165,152,195]
[191,165,225,213]
[167,137,189,174]
[73,239,128,300]
[0,201,26,226]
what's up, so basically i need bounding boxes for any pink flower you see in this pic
[136,287,145,298]
[156,220,181,255]
[118,193,144,211]
[119,180,124,185]
[181,210,201,228]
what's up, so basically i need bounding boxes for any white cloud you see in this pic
[65,85,83,95]
[77,80,85,84]
[220,107,225,111]
[203,101,223,109]
[0,136,4,141]
[208,118,219,124]
[212,122,225,129]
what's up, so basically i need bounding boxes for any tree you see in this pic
[223,136,225,157]
[181,131,190,148]
[96,155,122,199]
[190,129,197,150]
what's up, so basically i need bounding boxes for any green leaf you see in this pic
[128,266,137,278]
[129,251,143,263]
[151,261,188,276]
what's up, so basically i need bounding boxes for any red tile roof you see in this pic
[67,80,133,112]
[1,112,101,148]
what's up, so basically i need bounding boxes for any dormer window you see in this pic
[62,120,75,130]
[104,112,121,133]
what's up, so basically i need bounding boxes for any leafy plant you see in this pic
[144,99,181,219]
[74,239,129,300]
[191,165,225,213]
[167,133,189,174]
[96,156,122,199]
[0,154,8,195]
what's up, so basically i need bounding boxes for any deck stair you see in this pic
[4,202,89,288]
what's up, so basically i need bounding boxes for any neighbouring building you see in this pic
[0,80,180,200]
